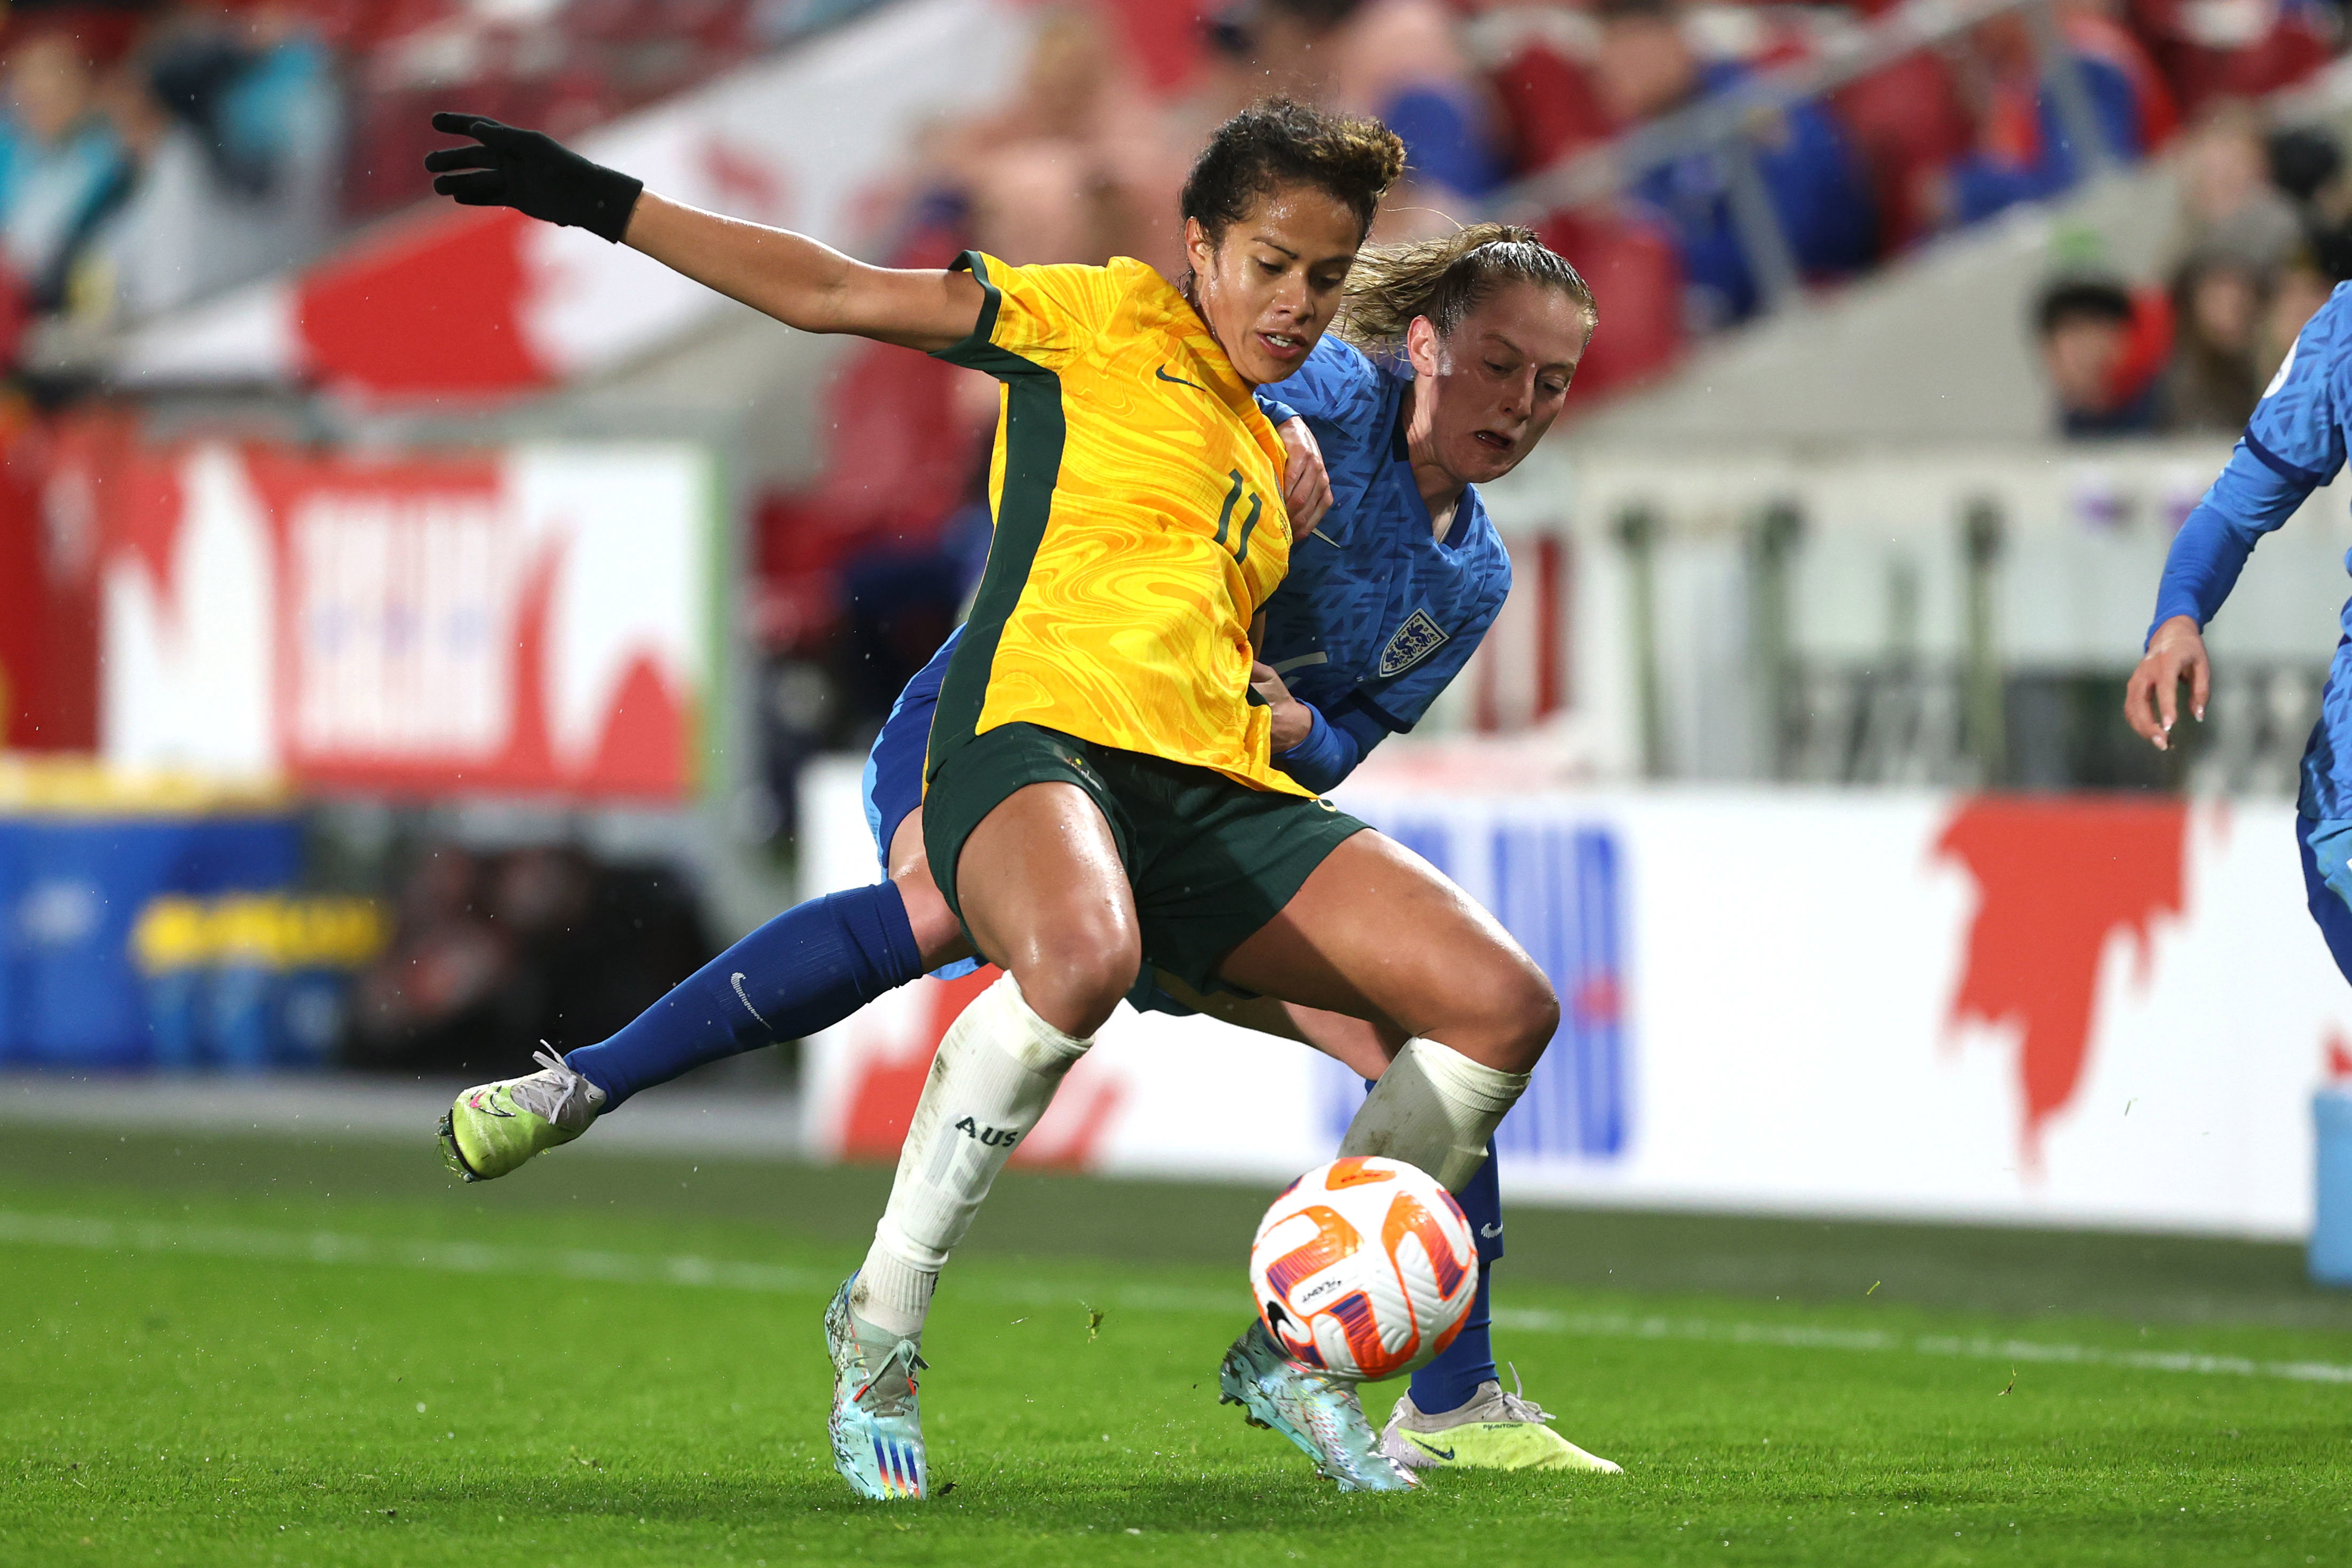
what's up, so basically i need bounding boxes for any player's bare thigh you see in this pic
[1214,829,1557,1074]
[950,781,1141,1038]
[887,808,975,969]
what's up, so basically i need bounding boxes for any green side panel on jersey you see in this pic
[926,250,1068,779]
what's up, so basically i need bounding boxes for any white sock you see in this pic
[1339,1035,1529,1191]
[850,973,1091,1339]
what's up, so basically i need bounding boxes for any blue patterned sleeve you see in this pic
[1272,703,1360,793]
[1263,336,1379,424]
[2147,289,2350,642]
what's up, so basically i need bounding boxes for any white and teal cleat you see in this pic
[437,1047,606,1183]
[824,1278,930,1501]
[1380,1373,1623,1474]
[1218,1319,1416,1492]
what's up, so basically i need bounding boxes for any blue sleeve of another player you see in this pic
[1273,702,1390,791]
[1273,704,1364,793]
[2148,293,2349,640]
[2148,447,2321,639]
[1263,336,1379,424]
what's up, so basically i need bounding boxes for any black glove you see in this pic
[424,113,644,243]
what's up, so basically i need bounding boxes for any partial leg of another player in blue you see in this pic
[2298,813,2352,986]
[439,636,972,1184]
[1375,1124,1621,1474]
[1127,970,1621,1476]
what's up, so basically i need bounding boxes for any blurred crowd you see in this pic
[0,2,339,358]
[2034,103,2352,435]
[743,0,2352,807]
[861,0,2345,383]
[0,0,829,370]
[0,0,2325,389]
[0,0,2343,822]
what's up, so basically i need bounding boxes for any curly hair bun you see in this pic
[1181,98,1406,246]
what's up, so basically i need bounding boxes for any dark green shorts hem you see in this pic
[921,722,1367,994]
[922,722,1127,933]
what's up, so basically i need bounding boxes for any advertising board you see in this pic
[93,434,714,799]
[798,757,2347,1238]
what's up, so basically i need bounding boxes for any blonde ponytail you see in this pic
[1338,223,1595,357]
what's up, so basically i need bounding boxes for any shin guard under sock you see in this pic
[1339,1036,1528,1191]
[854,975,1090,1337]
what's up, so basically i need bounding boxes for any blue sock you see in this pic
[565,883,924,1108]
[1411,1137,1503,1413]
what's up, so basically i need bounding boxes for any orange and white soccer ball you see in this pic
[1248,1155,1479,1383]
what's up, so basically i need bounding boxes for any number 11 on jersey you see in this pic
[1214,469,1264,566]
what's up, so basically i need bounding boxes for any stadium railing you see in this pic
[1447,439,2341,795]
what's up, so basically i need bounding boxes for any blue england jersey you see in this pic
[2149,282,2352,817]
[1254,336,1512,789]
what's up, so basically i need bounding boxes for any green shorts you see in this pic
[922,722,1368,993]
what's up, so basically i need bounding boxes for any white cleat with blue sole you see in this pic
[824,1277,929,1500]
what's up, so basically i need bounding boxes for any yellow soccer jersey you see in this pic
[927,250,1309,797]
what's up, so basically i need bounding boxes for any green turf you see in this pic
[4,1126,2351,1566]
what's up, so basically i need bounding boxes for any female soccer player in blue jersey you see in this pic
[440,222,1602,1479]
[2126,283,2352,973]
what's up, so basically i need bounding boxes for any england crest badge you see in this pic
[1377,608,1449,677]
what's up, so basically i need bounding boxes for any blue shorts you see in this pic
[2299,813,2352,987]
[862,625,962,869]
[863,627,981,981]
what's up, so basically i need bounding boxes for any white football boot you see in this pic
[825,1277,930,1500]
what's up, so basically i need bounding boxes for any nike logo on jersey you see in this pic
[1155,365,1207,392]
[730,972,771,1031]
[1479,1222,1504,1238]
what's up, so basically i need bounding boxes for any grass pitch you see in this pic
[4,1123,2351,1565]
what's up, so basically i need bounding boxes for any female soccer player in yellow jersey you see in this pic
[425,99,1560,1499]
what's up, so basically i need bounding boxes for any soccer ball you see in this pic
[1248,1155,1479,1383]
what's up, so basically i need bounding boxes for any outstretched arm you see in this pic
[426,114,983,353]
[2124,440,2323,750]
[622,193,984,351]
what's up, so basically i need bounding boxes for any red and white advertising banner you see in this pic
[115,0,1027,398]
[94,433,714,799]
[798,755,2348,1238]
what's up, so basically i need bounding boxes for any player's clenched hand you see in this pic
[425,113,643,242]
[1251,661,1314,752]
[2124,614,2210,752]
[1275,417,1332,534]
